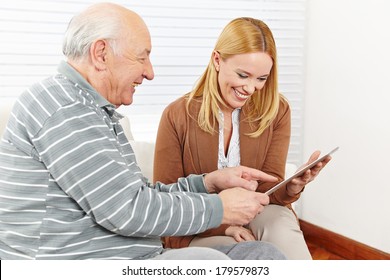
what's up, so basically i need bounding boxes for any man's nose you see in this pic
[144,60,154,80]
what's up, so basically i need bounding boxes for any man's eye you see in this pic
[137,57,147,63]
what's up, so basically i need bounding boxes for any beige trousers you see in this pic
[190,204,312,260]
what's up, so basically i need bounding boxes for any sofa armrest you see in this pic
[129,140,155,182]
[119,116,134,141]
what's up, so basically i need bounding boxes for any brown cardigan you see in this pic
[153,95,300,248]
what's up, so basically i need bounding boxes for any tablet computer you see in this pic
[265,146,339,195]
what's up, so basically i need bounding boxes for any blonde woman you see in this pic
[154,17,329,259]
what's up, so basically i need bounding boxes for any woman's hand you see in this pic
[286,150,332,196]
[225,226,256,242]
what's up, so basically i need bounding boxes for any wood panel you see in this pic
[300,219,390,260]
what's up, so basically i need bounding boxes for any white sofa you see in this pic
[0,101,296,184]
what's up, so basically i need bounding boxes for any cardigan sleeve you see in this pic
[154,100,187,185]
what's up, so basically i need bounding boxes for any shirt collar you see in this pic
[57,61,124,121]
[57,61,111,108]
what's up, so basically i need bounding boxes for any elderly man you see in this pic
[0,3,285,260]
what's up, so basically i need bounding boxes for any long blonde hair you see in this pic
[186,17,281,137]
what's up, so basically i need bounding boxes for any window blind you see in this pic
[0,0,306,165]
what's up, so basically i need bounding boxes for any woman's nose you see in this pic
[243,80,256,94]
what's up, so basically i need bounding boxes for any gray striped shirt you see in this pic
[0,61,223,260]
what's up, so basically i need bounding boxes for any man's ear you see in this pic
[212,50,220,72]
[90,39,109,71]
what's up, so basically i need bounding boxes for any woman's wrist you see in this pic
[286,185,305,197]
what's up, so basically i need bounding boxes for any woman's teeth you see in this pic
[234,89,249,99]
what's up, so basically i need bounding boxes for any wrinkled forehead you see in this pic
[122,18,152,56]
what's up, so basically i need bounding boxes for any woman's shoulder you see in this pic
[164,94,201,114]
[272,94,291,124]
[272,94,291,121]
[278,94,291,112]
[164,95,187,112]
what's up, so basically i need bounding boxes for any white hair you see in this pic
[62,9,122,60]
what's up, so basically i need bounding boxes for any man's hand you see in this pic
[204,166,277,193]
[218,187,269,226]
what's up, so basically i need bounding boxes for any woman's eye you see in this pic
[237,73,248,78]
[258,77,268,82]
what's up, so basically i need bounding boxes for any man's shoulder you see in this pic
[24,74,78,105]
[13,75,88,134]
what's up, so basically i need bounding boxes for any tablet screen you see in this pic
[265,147,339,195]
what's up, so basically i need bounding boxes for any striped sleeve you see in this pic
[31,102,222,238]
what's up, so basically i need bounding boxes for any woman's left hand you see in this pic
[286,150,332,196]
[225,226,256,242]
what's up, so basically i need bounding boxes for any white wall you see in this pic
[302,0,390,253]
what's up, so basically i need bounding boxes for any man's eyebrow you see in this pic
[134,47,151,56]
[135,49,151,59]
[144,48,151,56]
